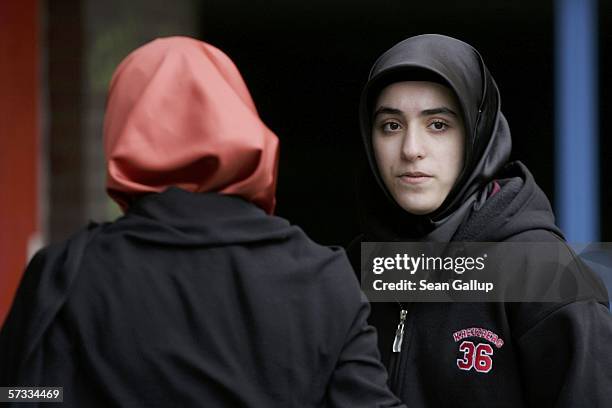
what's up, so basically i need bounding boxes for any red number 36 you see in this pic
[456,341,493,373]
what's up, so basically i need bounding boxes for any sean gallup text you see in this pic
[372,279,494,293]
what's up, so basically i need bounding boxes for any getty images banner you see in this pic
[360,242,611,303]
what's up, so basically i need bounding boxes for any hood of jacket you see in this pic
[453,161,564,242]
[116,187,297,246]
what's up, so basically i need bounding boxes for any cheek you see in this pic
[372,138,393,174]
[439,135,464,183]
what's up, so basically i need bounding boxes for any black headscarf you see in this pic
[358,34,512,241]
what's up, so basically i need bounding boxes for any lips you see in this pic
[397,171,433,185]
[400,171,431,177]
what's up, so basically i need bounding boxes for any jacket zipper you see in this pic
[392,304,408,353]
[389,302,410,396]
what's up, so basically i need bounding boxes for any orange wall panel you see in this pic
[0,1,40,327]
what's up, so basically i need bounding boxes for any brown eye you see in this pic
[429,120,448,132]
[383,122,402,132]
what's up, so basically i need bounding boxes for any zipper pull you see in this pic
[392,309,408,353]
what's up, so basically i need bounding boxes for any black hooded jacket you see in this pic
[350,35,612,407]
[1,188,406,408]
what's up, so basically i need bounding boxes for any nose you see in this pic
[400,125,425,161]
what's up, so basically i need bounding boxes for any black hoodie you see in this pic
[350,34,612,407]
[1,188,407,408]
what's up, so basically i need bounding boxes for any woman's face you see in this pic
[372,81,465,215]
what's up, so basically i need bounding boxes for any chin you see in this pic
[404,207,435,215]
[399,203,436,215]
[396,196,441,215]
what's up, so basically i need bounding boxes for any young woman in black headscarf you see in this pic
[350,34,612,407]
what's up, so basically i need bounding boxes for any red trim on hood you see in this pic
[489,180,501,198]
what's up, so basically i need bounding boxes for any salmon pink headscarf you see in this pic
[104,37,279,214]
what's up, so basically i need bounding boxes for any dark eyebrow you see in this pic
[373,105,458,119]
[421,107,457,117]
[373,106,403,119]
